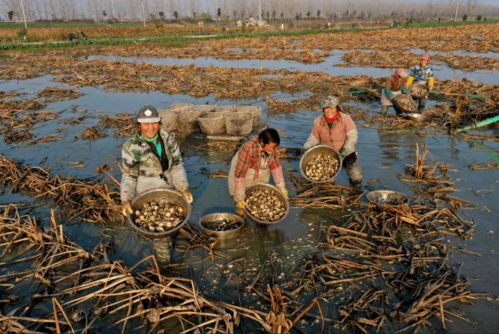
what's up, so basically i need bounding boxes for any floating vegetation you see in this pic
[99,113,135,137]
[0,154,122,223]
[133,200,185,233]
[37,86,81,101]
[80,125,105,140]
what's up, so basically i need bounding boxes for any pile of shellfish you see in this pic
[134,200,185,233]
[394,95,417,112]
[246,189,286,222]
[304,153,340,182]
[409,84,429,99]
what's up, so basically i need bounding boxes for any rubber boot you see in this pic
[418,99,426,111]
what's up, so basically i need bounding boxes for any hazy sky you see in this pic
[1,0,497,21]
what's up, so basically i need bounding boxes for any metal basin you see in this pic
[199,212,244,248]
[127,188,191,239]
[299,145,342,183]
[409,84,429,99]
[393,94,417,113]
[366,190,408,207]
[244,183,289,225]
[406,113,426,121]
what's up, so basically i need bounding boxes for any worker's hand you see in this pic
[235,201,246,217]
[121,201,133,216]
[182,190,193,203]
[427,77,435,92]
[278,186,288,199]
[339,149,347,160]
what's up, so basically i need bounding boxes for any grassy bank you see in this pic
[0,19,497,52]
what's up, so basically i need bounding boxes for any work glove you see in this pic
[182,190,193,204]
[235,200,246,217]
[339,149,347,160]
[406,76,415,87]
[427,77,435,92]
[121,200,133,217]
[278,186,288,199]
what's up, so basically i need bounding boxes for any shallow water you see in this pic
[87,50,499,84]
[0,68,498,333]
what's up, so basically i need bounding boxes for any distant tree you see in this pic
[266,11,270,20]
[462,14,467,21]
[173,11,178,19]
[233,10,237,19]
[217,8,221,18]
[7,10,14,20]
[306,11,311,18]
[351,10,357,18]
[280,12,284,18]
[359,12,366,19]
[193,12,197,18]
[272,10,276,19]
[317,10,321,17]
[102,10,107,17]
[343,10,349,19]
[476,15,482,21]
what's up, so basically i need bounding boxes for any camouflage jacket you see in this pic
[120,129,188,201]
[410,65,434,82]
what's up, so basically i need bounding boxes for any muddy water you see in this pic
[1,69,498,333]
[87,51,499,84]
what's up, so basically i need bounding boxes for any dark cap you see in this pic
[137,105,160,123]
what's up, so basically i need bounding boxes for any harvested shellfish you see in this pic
[409,84,428,99]
[246,189,286,222]
[133,200,185,233]
[304,153,339,182]
[394,95,417,112]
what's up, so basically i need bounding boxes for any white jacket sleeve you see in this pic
[170,162,189,192]
[304,133,320,149]
[341,129,358,155]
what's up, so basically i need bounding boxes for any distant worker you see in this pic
[228,128,288,217]
[120,105,193,216]
[304,96,362,187]
[406,54,435,110]
[380,68,410,116]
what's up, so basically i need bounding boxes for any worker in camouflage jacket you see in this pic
[120,105,193,216]
[406,54,435,110]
